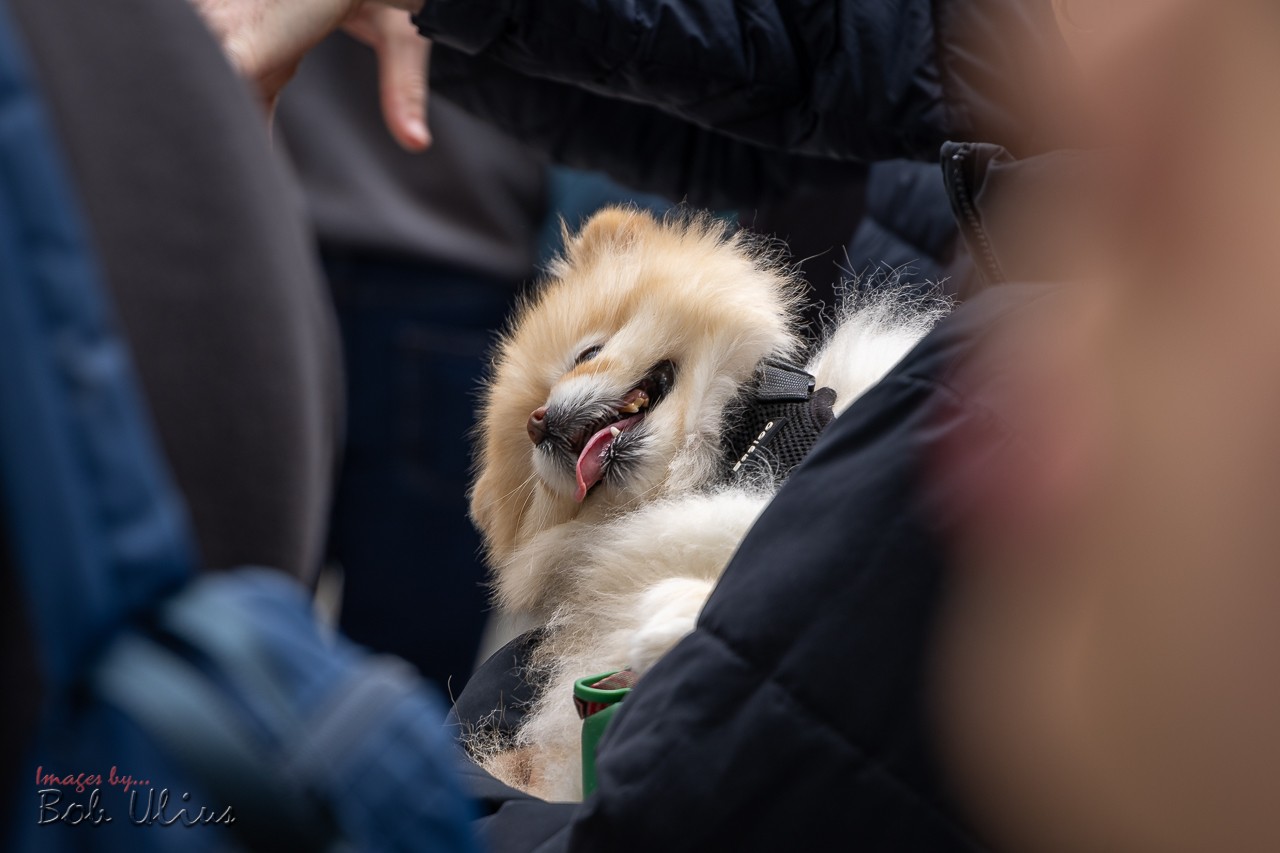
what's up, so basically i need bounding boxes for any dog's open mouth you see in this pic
[572,360,674,502]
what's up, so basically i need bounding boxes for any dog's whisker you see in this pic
[486,472,540,514]
[490,473,536,508]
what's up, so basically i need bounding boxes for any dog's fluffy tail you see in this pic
[807,284,950,416]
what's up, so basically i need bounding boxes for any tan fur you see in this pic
[467,207,940,801]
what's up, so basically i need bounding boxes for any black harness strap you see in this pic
[721,360,837,486]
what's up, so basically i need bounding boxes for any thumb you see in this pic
[374,16,432,152]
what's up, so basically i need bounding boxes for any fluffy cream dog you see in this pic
[469,207,942,801]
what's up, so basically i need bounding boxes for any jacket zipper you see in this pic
[948,143,1005,286]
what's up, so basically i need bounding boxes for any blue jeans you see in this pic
[323,251,519,690]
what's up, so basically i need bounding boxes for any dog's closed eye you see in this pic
[575,344,604,366]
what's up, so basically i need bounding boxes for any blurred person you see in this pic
[5,0,344,837]
[277,32,548,688]
[933,1,1280,852]
[2,0,475,851]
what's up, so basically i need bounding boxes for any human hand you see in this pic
[343,5,432,151]
[189,0,430,150]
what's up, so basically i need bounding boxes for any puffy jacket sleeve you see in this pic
[430,47,867,209]
[416,0,1066,163]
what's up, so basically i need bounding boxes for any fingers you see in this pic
[192,0,433,151]
[258,61,304,122]
[189,0,362,119]
[340,10,379,45]
[356,7,432,152]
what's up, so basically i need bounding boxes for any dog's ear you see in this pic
[567,206,654,262]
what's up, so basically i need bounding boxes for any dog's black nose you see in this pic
[527,406,549,445]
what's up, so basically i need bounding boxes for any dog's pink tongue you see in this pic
[574,426,616,503]
[573,413,645,503]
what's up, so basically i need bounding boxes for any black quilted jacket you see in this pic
[415,0,1068,208]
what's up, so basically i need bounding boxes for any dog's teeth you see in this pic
[610,427,622,438]
[618,389,650,414]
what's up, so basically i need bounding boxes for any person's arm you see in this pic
[417,0,1068,162]
[431,46,866,210]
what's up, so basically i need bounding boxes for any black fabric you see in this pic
[9,0,341,582]
[426,50,878,333]
[724,386,837,483]
[448,631,586,851]
[417,0,1069,167]
[866,163,964,271]
[461,761,581,853]
[449,630,547,750]
[429,49,871,212]
[843,145,1096,302]
[844,160,968,297]
[417,0,1075,314]
[454,285,1047,852]
[0,502,41,830]
[721,361,837,486]
[745,174,870,331]
[752,361,819,401]
[942,142,1098,292]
